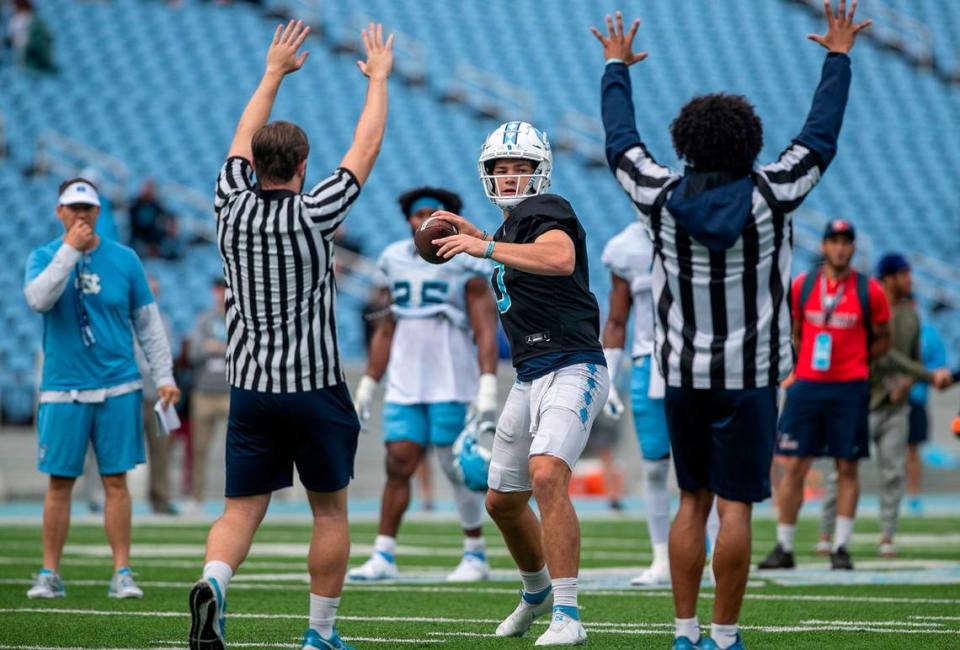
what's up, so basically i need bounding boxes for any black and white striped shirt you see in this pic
[602,55,852,390]
[215,157,360,392]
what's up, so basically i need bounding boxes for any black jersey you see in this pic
[491,194,603,367]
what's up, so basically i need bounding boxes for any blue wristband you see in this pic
[483,240,495,259]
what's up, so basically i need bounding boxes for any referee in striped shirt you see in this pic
[594,3,870,649]
[189,20,393,650]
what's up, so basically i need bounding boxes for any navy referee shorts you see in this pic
[665,386,778,503]
[225,383,360,497]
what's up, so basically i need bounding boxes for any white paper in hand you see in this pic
[153,400,181,437]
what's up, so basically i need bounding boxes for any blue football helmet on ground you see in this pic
[451,416,497,492]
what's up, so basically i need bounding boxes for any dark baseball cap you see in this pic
[876,253,911,278]
[823,218,855,240]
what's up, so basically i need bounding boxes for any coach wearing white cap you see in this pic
[22,177,180,600]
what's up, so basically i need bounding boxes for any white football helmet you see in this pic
[477,121,552,210]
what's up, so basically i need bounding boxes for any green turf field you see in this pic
[1,516,958,649]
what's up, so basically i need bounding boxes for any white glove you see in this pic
[603,347,623,386]
[353,375,378,432]
[473,373,499,422]
[602,348,625,420]
[604,385,625,420]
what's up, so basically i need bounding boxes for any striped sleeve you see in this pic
[755,142,824,212]
[614,145,681,217]
[756,53,852,213]
[215,157,254,214]
[601,61,681,219]
[301,167,362,238]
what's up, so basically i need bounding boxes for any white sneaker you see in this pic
[347,552,399,581]
[108,569,143,598]
[446,554,490,582]
[496,589,554,637]
[27,570,65,599]
[630,561,670,586]
[535,610,587,646]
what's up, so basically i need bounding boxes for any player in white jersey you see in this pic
[601,223,718,586]
[350,187,500,582]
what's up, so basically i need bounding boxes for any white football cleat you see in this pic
[446,554,490,582]
[108,569,143,599]
[347,553,399,581]
[496,589,554,637]
[630,561,670,586]
[814,539,832,556]
[534,610,587,646]
[26,570,65,599]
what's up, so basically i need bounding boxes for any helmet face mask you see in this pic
[478,121,552,210]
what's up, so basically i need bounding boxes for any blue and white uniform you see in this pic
[24,237,174,477]
[601,223,669,461]
[377,239,491,446]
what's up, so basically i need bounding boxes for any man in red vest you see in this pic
[759,219,891,571]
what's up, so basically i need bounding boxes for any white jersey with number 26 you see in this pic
[376,239,491,404]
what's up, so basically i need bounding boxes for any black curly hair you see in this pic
[397,186,463,219]
[670,94,763,177]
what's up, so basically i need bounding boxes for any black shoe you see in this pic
[757,543,795,569]
[831,546,854,570]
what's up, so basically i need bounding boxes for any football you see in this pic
[414,217,458,265]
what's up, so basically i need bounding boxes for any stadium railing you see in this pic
[440,63,535,122]
[30,130,130,211]
[791,0,956,81]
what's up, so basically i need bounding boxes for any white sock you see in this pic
[309,593,340,639]
[464,536,486,558]
[710,623,739,649]
[643,459,671,546]
[833,516,854,551]
[202,560,233,598]
[652,542,669,568]
[519,565,551,595]
[373,535,396,560]
[776,523,796,553]
[675,616,700,641]
[551,577,577,610]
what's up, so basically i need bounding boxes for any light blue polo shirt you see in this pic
[25,237,154,391]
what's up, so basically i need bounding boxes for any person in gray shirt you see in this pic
[185,278,230,514]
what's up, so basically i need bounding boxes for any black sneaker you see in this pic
[757,543,795,569]
[831,546,854,570]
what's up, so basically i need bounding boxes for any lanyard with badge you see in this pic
[811,272,844,372]
[74,254,97,347]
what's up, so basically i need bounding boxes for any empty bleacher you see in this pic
[1,0,957,420]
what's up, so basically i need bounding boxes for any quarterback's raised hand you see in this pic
[590,11,647,66]
[356,22,394,79]
[808,0,872,54]
[266,19,311,76]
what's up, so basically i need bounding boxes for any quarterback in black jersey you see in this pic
[432,121,609,646]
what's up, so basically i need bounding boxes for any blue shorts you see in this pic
[383,401,468,447]
[37,390,145,477]
[226,384,360,497]
[630,358,669,460]
[665,386,778,503]
[777,380,870,460]
[908,401,928,445]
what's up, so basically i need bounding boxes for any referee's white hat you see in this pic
[59,181,101,207]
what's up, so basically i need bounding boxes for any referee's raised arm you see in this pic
[228,19,313,162]
[339,23,394,186]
